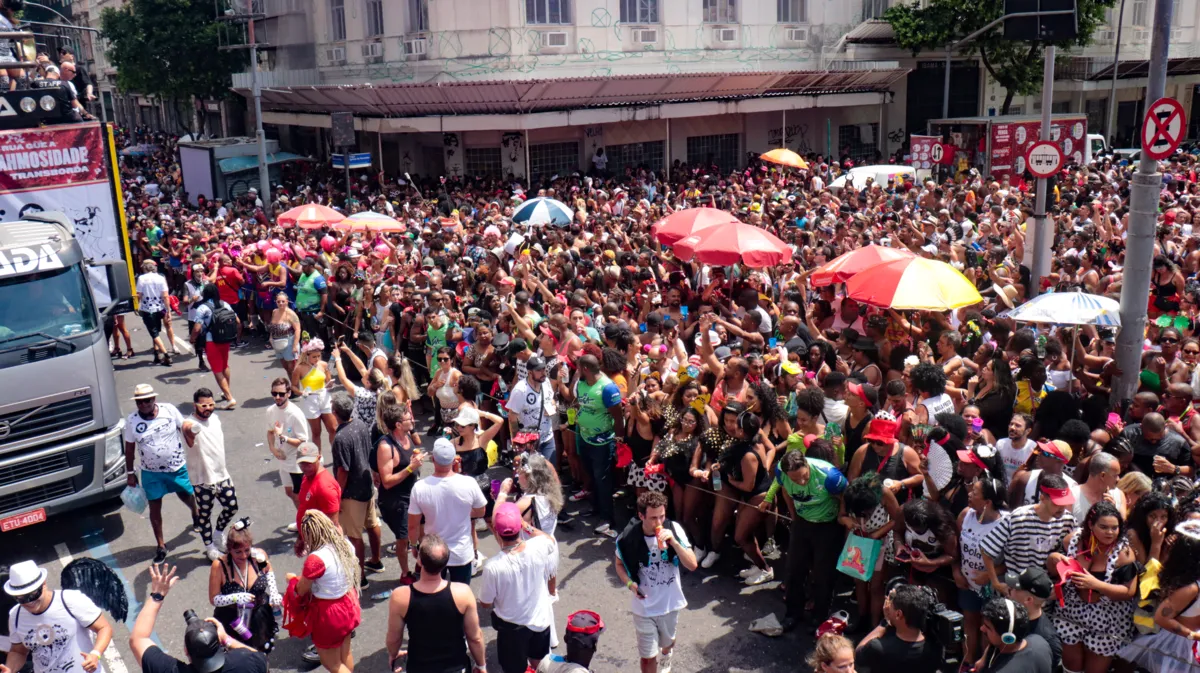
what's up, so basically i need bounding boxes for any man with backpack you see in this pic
[191,283,241,410]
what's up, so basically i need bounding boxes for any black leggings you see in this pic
[194,479,239,546]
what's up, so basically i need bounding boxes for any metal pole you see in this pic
[1106,0,1127,144]
[249,17,270,214]
[665,118,671,171]
[1029,46,1056,298]
[1113,0,1174,404]
[943,47,952,119]
[781,108,787,148]
[344,145,351,208]
[523,127,531,183]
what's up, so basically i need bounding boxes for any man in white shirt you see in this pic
[996,413,1035,486]
[134,259,173,366]
[506,355,557,463]
[408,439,488,585]
[124,384,195,564]
[479,503,559,673]
[265,376,310,532]
[183,387,237,560]
[4,560,113,673]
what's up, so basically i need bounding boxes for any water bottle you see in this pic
[712,467,723,492]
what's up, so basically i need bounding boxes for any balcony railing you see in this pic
[231,68,320,89]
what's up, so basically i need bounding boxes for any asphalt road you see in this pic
[3,316,813,673]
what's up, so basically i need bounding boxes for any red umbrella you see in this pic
[653,207,740,246]
[673,222,792,268]
[277,204,346,230]
[810,244,916,288]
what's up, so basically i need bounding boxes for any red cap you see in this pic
[1036,440,1070,463]
[1040,484,1076,506]
[957,449,989,472]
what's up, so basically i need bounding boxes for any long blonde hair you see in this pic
[300,510,360,592]
[393,356,420,402]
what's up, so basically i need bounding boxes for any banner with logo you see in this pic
[0,122,131,308]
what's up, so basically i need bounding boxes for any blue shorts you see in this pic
[142,467,194,501]
[957,586,989,613]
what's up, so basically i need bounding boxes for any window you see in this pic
[1086,98,1107,136]
[862,0,888,21]
[464,147,503,178]
[528,141,579,180]
[778,0,806,23]
[330,0,346,40]
[606,141,665,174]
[837,123,879,163]
[526,0,571,24]
[1132,0,1147,26]
[686,133,739,174]
[409,0,429,32]
[703,0,737,23]
[1051,101,1071,114]
[365,0,384,37]
[620,0,658,23]
[1172,0,1182,26]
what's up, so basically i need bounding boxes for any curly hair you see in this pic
[909,363,947,396]
[902,498,956,547]
[844,473,882,517]
[1159,531,1200,596]
[749,381,787,424]
[805,633,853,672]
[1128,491,1176,558]
[1078,500,1125,555]
[521,453,564,515]
[793,387,825,419]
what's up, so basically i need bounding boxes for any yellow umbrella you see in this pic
[759,148,809,169]
[846,257,982,311]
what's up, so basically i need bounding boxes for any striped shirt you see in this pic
[979,504,1074,574]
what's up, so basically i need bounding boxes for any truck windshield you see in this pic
[0,264,96,343]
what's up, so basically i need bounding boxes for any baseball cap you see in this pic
[780,360,802,376]
[526,354,547,371]
[184,618,226,673]
[492,502,523,537]
[847,381,878,408]
[296,441,321,463]
[1040,482,1076,506]
[714,346,732,362]
[1036,439,1072,463]
[432,438,457,466]
[453,407,480,426]
[1004,567,1053,600]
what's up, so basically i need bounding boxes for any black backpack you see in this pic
[207,300,238,344]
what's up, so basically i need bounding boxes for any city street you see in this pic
[3,317,808,673]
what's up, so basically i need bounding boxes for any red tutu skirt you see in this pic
[309,592,361,649]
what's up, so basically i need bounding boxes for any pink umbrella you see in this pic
[673,222,792,268]
[653,208,741,246]
[810,245,916,288]
[277,204,345,230]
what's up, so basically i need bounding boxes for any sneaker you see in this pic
[700,550,720,569]
[399,572,418,586]
[594,523,617,539]
[659,650,673,673]
[286,522,298,533]
[301,645,320,664]
[738,567,758,579]
[745,566,775,586]
[762,538,781,561]
[569,489,592,502]
[153,546,167,564]
[693,547,707,563]
[198,362,209,372]
[204,544,223,561]
[363,559,384,572]
[161,355,172,367]
[472,554,485,577]
[234,340,249,348]
[474,518,488,532]
[360,576,369,589]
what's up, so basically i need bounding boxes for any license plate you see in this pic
[0,508,46,532]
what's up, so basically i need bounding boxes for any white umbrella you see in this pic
[999,291,1121,326]
[512,197,573,226]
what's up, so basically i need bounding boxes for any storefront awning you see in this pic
[218,152,310,174]
[1084,56,1200,81]
[238,69,909,117]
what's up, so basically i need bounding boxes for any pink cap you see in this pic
[493,502,523,537]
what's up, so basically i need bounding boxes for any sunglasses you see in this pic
[1036,449,1066,462]
[271,391,289,398]
[1185,349,1200,355]
[437,356,450,362]
[1161,338,1179,344]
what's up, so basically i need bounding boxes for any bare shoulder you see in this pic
[450,583,476,609]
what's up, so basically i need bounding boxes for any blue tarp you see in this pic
[218,152,309,174]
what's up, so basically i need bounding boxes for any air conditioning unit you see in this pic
[633,28,658,44]
[324,46,346,64]
[786,27,809,42]
[404,37,427,57]
[1093,29,1114,42]
[541,31,569,48]
[714,27,738,43]
[362,41,384,61]
[1132,28,1150,41]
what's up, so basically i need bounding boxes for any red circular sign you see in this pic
[1142,97,1187,160]
[1026,141,1064,179]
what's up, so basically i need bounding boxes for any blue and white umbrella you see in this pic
[512,197,573,226]
[999,291,1121,327]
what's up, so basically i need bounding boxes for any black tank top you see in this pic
[406,582,470,673]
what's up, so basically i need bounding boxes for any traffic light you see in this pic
[1004,0,1078,42]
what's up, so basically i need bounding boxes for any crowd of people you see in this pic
[10,121,1200,673]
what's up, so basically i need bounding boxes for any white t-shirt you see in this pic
[184,413,230,486]
[479,535,558,630]
[506,379,556,437]
[135,272,169,313]
[264,401,309,475]
[409,473,487,567]
[620,522,691,618]
[124,403,186,473]
[8,590,104,673]
[996,437,1034,486]
[308,545,352,600]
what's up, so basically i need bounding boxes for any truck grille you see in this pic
[0,478,76,512]
[0,453,69,488]
[0,396,93,448]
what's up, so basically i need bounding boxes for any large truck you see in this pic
[0,40,137,532]
[926,114,1091,179]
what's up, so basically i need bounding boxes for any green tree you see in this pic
[100,0,244,121]
[885,0,1114,114]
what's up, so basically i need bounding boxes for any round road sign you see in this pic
[1142,97,1187,160]
[930,143,944,163]
[1026,141,1064,179]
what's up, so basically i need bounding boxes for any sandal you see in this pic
[223,399,238,410]
[123,349,134,360]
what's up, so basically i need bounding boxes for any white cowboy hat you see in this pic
[4,560,47,597]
